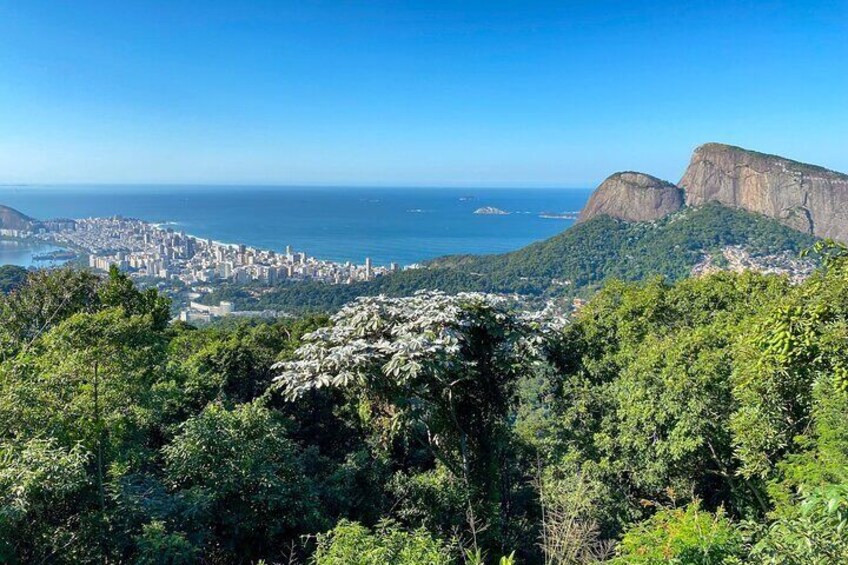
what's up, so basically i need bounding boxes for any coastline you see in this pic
[0,186,592,267]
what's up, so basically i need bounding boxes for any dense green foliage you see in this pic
[312,520,454,565]
[432,204,816,290]
[1,240,846,563]
[611,503,743,564]
[0,265,27,294]
[202,205,817,314]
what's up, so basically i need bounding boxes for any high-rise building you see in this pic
[365,257,373,280]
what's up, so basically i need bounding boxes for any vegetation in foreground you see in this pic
[0,264,27,294]
[1,242,847,563]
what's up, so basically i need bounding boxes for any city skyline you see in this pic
[1,1,847,186]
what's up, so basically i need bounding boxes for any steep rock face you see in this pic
[578,172,684,223]
[680,143,848,241]
[0,205,36,231]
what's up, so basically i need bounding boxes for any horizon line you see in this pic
[0,182,596,190]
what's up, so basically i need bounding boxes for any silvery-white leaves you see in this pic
[273,291,566,401]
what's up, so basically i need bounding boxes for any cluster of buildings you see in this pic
[691,245,816,284]
[0,228,32,238]
[38,216,400,286]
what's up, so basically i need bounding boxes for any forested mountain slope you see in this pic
[429,203,816,291]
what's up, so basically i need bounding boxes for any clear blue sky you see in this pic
[1,1,846,186]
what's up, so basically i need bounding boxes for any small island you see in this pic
[474,206,509,215]
[539,211,581,220]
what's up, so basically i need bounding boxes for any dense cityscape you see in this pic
[7,215,415,321]
[28,215,403,284]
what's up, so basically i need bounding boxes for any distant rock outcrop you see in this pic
[680,143,848,241]
[474,206,509,215]
[0,205,36,231]
[578,172,684,223]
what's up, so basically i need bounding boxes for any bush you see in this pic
[751,484,848,564]
[612,502,743,565]
[134,521,197,565]
[312,519,454,565]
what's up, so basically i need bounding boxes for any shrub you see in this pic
[312,519,454,565]
[612,502,743,565]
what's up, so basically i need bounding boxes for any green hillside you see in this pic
[204,204,818,313]
[430,202,817,291]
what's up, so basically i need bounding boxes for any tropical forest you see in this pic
[2,239,848,563]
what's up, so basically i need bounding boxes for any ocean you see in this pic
[0,186,592,267]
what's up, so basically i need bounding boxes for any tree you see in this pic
[275,291,563,554]
[539,272,788,535]
[731,253,848,481]
[163,401,323,562]
[134,520,197,565]
[99,265,171,331]
[0,305,168,562]
[0,267,101,358]
[0,265,27,294]
[0,439,92,563]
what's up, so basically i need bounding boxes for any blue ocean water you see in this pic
[0,186,591,266]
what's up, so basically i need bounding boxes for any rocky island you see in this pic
[474,206,509,215]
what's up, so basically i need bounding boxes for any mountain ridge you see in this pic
[680,143,848,241]
[575,142,848,243]
[0,205,37,231]
[578,171,683,223]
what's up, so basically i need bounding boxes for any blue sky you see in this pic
[1,1,846,186]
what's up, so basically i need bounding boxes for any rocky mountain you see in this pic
[0,205,37,231]
[578,172,684,223]
[679,143,848,241]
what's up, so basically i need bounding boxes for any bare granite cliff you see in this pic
[679,143,848,241]
[578,172,684,223]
